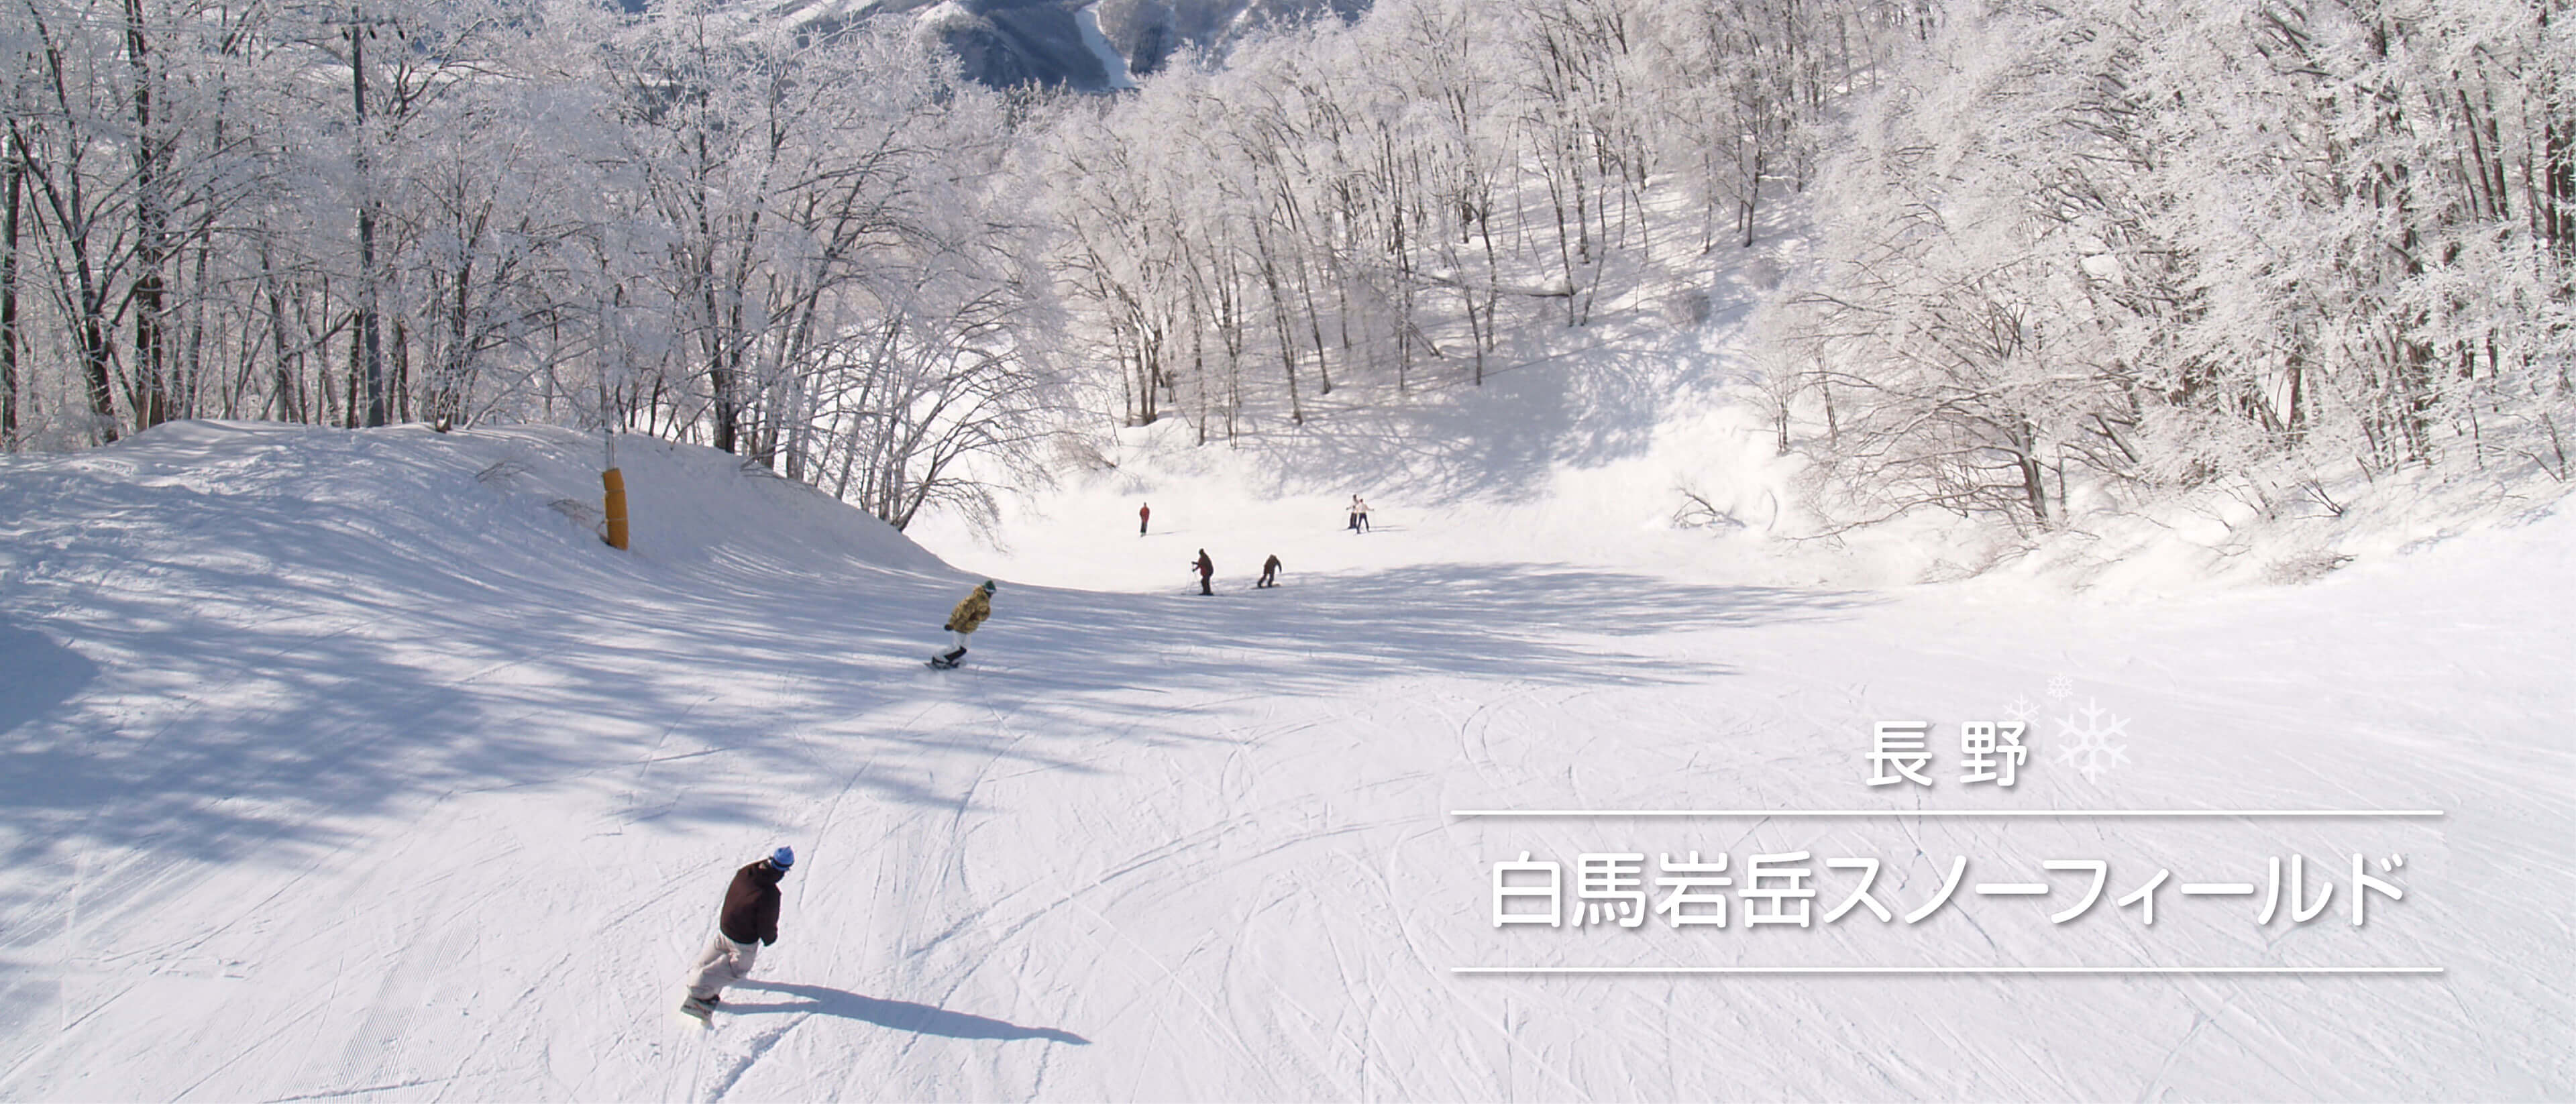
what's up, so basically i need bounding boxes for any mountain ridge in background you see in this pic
[766,0,1366,90]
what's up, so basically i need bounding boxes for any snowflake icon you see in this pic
[2045,676,2076,700]
[2000,694,2040,724]
[2052,698,2131,782]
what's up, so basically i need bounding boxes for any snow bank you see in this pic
[0,420,946,598]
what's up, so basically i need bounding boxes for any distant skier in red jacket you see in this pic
[680,847,793,1023]
[1139,502,1150,536]
[1191,549,1214,595]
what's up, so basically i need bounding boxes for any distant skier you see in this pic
[1257,553,1283,588]
[1191,549,1214,595]
[932,579,996,669]
[1354,496,1372,533]
[1346,497,1361,533]
[680,846,794,1024]
[1138,502,1150,536]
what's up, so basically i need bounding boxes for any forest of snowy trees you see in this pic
[2,0,2569,537]
[1776,1,2576,531]
[0,0,1059,528]
[1045,0,1887,435]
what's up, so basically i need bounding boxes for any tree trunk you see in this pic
[350,15,387,427]
[127,0,171,429]
[0,127,20,447]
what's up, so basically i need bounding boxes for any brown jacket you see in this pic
[718,861,785,946]
[946,588,993,634]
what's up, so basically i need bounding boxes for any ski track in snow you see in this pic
[0,421,2569,1100]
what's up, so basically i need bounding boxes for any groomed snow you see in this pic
[1,419,2568,1101]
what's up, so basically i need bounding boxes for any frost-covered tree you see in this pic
[592,5,1059,520]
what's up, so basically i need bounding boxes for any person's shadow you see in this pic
[725,981,1089,1044]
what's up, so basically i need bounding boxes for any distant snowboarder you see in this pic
[1257,553,1283,588]
[931,579,996,669]
[1138,502,1150,536]
[1191,549,1214,596]
[1353,496,1372,533]
[1346,498,1360,533]
[680,846,794,1025]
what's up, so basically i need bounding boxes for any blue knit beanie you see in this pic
[771,846,795,871]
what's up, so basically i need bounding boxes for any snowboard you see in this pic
[926,657,962,669]
[678,1000,714,1028]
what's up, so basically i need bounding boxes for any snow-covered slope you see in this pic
[1,420,2568,1100]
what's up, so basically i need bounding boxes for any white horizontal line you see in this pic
[1452,966,2443,975]
[1448,810,2445,818]
[1974,883,2049,895]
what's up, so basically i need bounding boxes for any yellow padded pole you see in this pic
[602,467,629,550]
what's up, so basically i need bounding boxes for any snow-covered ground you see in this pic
[1,419,2568,1101]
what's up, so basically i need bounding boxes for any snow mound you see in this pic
[0,419,945,588]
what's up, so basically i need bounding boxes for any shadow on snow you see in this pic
[0,431,1869,918]
[724,980,1089,1044]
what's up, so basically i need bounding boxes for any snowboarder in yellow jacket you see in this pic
[932,580,996,668]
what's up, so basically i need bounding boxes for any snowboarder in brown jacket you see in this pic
[932,580,996,668]
[680,847,793,1022]
[1257,554,1282,588]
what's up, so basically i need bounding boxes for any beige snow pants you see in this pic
[684,931,759,1001]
